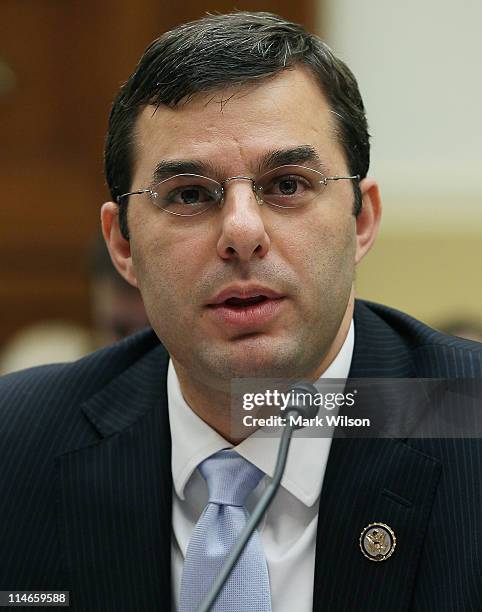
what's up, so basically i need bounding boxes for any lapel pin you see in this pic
[360,523,396,561]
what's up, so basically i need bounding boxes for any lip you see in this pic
[208,284,284,306]
[207,285,285,330]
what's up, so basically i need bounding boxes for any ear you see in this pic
[355,177,382,265]
[100,202,139,288]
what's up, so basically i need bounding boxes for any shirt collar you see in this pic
[168,319,354,506]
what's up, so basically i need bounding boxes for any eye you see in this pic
[256,166,324,209]
[270,175,311,196]
[259,171,315,202]
[166,185,215,206]
[150,174,222,216]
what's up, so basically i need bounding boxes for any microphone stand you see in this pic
[198,380,318,612]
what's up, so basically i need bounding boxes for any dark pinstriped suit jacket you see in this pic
[0,300,481,611]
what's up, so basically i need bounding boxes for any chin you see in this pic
[200,340,314,382]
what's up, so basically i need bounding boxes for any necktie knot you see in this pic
[199,450,264,506]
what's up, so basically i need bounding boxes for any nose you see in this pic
[216,180,270,262]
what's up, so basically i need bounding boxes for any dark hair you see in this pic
[105,12,370,238]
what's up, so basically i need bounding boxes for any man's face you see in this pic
[118,68,361,388]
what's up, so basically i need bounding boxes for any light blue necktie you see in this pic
[179,449,272,612]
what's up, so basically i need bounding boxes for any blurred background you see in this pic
[1,0,481,373]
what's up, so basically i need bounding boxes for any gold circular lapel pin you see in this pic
[359,523,396,562]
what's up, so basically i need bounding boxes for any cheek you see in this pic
[288,212,356,305]
[283,207,355,268]
[129,218,212,327]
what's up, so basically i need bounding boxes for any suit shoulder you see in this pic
[0,327,163,418]
[357,300,482,377]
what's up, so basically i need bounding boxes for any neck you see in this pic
[173,363,239,442]
[173,293,355,443]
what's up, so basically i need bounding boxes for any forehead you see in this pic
[132,67,344,180]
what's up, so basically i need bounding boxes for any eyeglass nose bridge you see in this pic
[218,175,264,208]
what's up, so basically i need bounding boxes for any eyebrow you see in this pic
[152,159,214,185]
[151,145,327,184]
[260,145,328,173]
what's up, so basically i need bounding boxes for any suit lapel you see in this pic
[312,302,442,611]
[312,437,441,611]
[57,344,172,611]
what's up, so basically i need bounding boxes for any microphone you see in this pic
[198,381,319,612]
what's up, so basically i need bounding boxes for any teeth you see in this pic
[225,295,266,306]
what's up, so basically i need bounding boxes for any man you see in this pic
[1,12,480,612]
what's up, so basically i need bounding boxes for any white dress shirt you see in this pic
[169,321,354,611]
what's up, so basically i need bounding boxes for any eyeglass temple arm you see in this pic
[116,189,151,203]
[323,174,360,184]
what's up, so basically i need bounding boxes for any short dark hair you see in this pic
[105,12,370,238]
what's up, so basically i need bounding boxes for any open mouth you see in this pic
[207,293,284,327]
[222,295,269,308]
[206,285,285,328]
